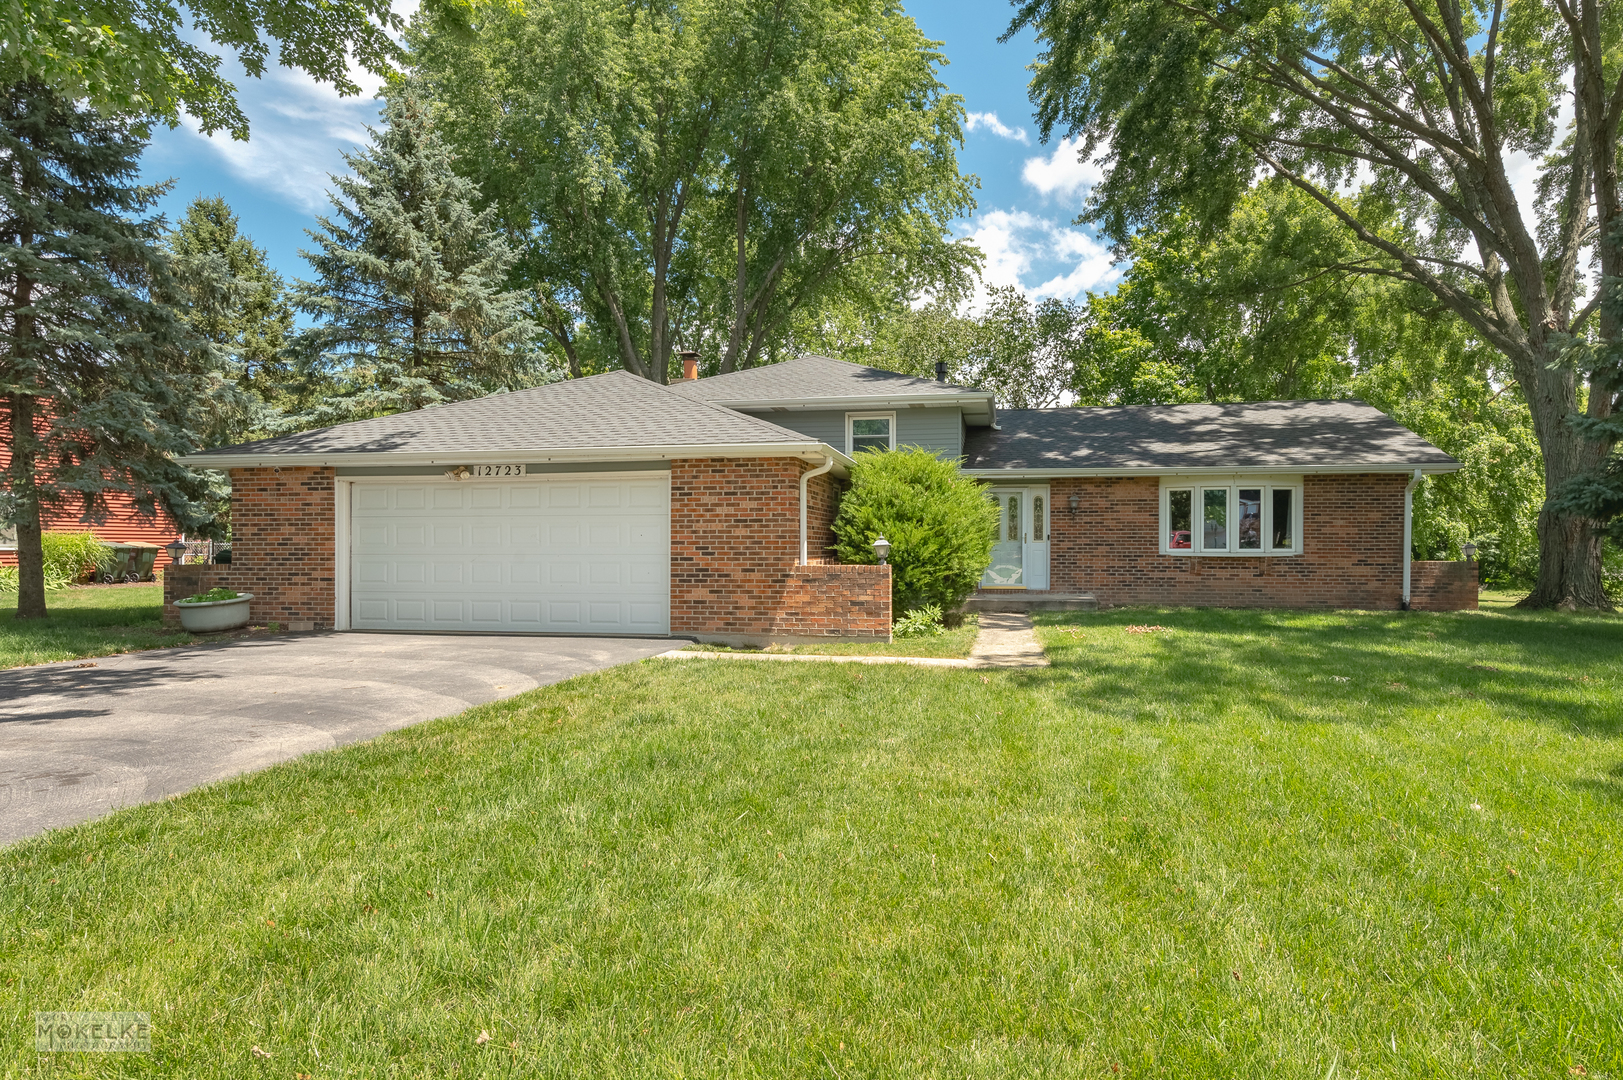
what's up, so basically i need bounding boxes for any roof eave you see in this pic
[181,442,856,474]
[961,461,1462,478]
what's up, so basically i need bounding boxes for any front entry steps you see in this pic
[964,591,1098,613]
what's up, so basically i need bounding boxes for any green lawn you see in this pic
[687,614,980,658]
[0,584,193,669]
[3,605,1621,1076]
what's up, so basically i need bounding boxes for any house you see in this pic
[0,444,181,573]
[171,354,1472,642]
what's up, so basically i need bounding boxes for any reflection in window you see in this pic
[1272,488,1294,549]
[1168,489,1192,549]
[1032,497,1044,541]
[1006,495,1020,541]
[1237,488,1262,549]
[850,416,892,453]
[1203,488,1228,550]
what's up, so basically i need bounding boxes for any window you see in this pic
[1006,494,1019,541]
[0,523,13,549]
[1031,496,1044,541]
[1161,477,1301,556]
[847,412,894,454]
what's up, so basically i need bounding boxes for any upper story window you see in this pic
[1161,476,1301,556]
[847,412,895,455]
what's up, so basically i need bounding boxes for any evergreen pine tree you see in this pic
[290,85,538,423]
[165,195,295,441]
[0,79,222,618]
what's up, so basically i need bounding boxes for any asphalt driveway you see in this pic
[0,632,677,846]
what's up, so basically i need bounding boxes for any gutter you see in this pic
[961,462,1461,479]
[1401,467,1422,610]
[799,457,835,565]
[181,442,855,474]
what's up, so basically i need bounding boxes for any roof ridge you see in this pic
[640,372,827,444]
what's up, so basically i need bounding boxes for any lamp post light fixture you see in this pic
[163,538,188,566]
[1068,492,1081,514]
[1463,542,1478,563]
[872,535,891,565]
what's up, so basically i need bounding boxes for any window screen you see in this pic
[1167,490,1192,549]
[1237,488,1262,549]
[1272,489,1294,549]
[1202,488,1228,550]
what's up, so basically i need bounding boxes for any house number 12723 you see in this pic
[446,464,528,480]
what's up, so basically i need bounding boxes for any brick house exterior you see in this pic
[177,358,1474,639]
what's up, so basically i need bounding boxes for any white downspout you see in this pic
[800,457,835,565]
[1401,468,1422,610]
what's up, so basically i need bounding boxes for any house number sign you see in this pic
[444,464,528,481]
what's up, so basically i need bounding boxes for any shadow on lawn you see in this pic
[1034,606,1623,736]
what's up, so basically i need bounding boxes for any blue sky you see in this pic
[140,0,1120,308]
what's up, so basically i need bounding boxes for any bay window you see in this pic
[1161,477,1302,556]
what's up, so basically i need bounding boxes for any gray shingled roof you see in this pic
[667,353,988,403]
[186,370,822,462]
[964,400,1458,472]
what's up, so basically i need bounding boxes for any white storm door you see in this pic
[349,474,670,634]
[983,488,1026,587]
[1024,487,1051,590]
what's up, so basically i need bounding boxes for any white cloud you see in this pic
[1021,136,1106,202]
[964,111,1030,144]
[961,208,1121,309]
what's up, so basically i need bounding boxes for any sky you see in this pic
[137,0,1121,311]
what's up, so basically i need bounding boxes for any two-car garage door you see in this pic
[348,473,670,635]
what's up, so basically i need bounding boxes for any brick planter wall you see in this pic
[1410,560,1478,611]
[669,457,887,643]
[162,466,335,630]
[1045,473,1408,609]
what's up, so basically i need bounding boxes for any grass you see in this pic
[2,604,1622,1076]
[686,614,979,658]
[0,584,193,669]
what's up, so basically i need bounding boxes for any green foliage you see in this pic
[164,196,295,445]
[41,531,115,586]
[0,81,228,617]
[831,448,999,614]
[288,84,542,426]
[892,603,945,638]
[181,587,241,604]
[0,1,401,138]
[410,0,979,383]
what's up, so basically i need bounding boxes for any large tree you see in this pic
[410,0,979,383]
[2,0,400,137]
[0,79,221,618]
[1010,0,1621,608]
[289,86,539,425]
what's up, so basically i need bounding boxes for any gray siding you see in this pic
[741,406,965,459]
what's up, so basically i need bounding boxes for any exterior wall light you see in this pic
[872,535,891,565]
[163,538,188,565]
[1068,493,1081,514]
[1463,542,1477,562]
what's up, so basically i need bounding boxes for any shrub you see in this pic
[42,531,116,586]
[893,603,945,638]
[182,587,241,604]
[831,447,1000,615]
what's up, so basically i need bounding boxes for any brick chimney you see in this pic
[679,350,700,380]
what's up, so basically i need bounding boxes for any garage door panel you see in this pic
[351,477,669,634]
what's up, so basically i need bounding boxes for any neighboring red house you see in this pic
[0,443,182,571]
[167,356,1472,640]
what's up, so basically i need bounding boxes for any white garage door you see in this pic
[349,473,670,634]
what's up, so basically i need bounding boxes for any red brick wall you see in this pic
[1411,560,1478,611]
[163,466,335,629]
[669,457,887,640]
[1046,474,1409,609]
[805,471,841,564]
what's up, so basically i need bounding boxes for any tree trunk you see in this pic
[6,392,48,619]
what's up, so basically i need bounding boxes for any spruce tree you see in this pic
[290,85,537,424]
[0,79,221,618]
[165,195,295,441]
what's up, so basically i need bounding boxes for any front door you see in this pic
[982,487,1050,589]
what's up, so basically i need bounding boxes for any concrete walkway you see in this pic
[0,632,673,846]
[968,612,1051,668]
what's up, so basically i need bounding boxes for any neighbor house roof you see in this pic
[180,370,851,469]
[965,400,1459,475]
[667,354,996,424]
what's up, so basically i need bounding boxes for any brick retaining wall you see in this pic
[1410,560,1478,611]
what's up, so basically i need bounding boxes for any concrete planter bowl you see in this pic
[174,592,254,633]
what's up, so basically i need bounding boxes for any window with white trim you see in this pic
[1160,477,1301,555]
[0,523,14,550]
[846,412,895,454]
